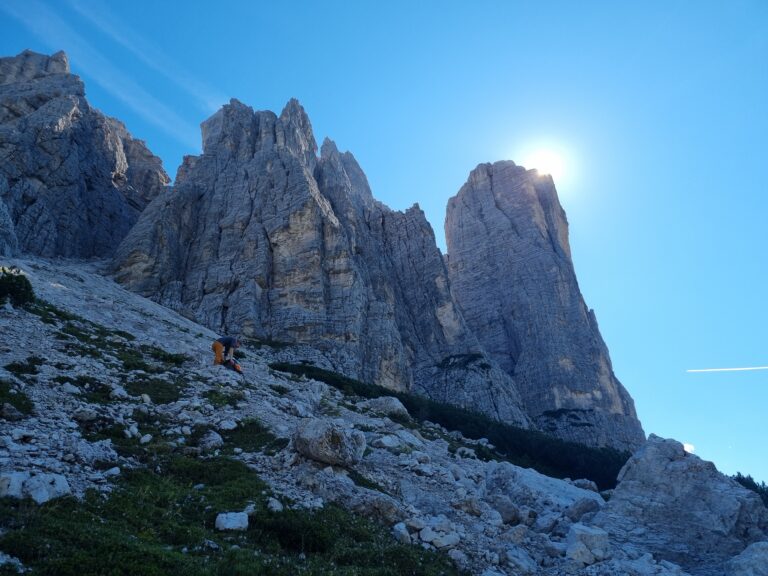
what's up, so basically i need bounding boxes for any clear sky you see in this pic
[2,0,767,482]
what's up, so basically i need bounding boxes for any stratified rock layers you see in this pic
[0,50,168,257]
[445,161,644,450]
[114,99,529,426]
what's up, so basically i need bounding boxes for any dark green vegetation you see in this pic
[4,356,45,378]
[53,375,114,405]
[218,419,290,456]
[0,456,460,576]
[0,379,33,415]
[734,473,768,507]
[270,363,630,490]
[124,375,185,404]
[204,388,244,408]
[0,268,35,306]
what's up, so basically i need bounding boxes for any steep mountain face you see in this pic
[0,50,169,258]
[113,99,529,426]
[445,162,645,451]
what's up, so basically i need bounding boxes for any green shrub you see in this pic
[5,355,45,377]
[269,362,630,490]
[0,268,34,306]
[0,379,33,415]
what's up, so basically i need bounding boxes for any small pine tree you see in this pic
[0,267,35,306]
[734,472,768,507]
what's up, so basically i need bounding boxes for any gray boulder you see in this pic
[0,470,71,504]
[594,435,768,575]
[0,50,168,257]
[445,160,645,451]
[726,541,768,576]
[293,418,366,467]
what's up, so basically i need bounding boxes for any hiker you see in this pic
[212,335,240,366]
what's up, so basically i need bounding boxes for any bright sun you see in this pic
[521,148,566,182]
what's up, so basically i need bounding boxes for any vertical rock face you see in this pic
[445,161,644,450]
[0,50,169,258]
[113,99,529,426]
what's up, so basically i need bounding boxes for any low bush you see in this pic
[4,355,45,378]
[0,268,34,307]
[270,362,630,490]
[0,379,33,415]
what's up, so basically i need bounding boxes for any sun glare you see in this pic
[521,148,566,183]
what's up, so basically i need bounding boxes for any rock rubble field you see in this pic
[1,258,766,575]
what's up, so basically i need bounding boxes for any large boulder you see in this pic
[593,435,768,575]
[0,50,168,257]
[726,541,768,576]
[445,161,645,451]
[0,471,71,504]
[293,418,366,467]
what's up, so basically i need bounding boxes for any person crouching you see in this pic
[212,336,240,366]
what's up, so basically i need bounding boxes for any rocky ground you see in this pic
[1,257,767,575]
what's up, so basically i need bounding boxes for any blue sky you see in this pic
[2,0,767,482]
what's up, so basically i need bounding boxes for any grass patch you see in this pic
[203,388,244,408]
[270,384,291,395]
[124,376,185,404]
[0,379,33,415]
[140,345,190,367]
[219,419,289,455]
[0,455,460,576]
[346,469,388,494]
[269,363,630,490]
[25,299,79,325]
[54,375,113,404]
[115,348,153,373]
[4,355,45,377]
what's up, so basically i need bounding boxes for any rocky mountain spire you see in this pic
[0,50,169,258]
[113,99,530,426]
[445,161,645,451]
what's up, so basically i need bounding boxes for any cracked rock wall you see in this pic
[113,98,529,426]
[0,50,168,258]
[445,161,645,451]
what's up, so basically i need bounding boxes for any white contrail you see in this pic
[687,366,768,373]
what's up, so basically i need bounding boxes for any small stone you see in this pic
[139,434,153,445]
[218,419,238,431]
[215,511,249,531]
[432,532,460,548]
[61,383,80,395]
[103,467,121,477]
[141,393,151,404]
[419,526,439,543]
[267,497,284,512]
[392,522,411,544]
